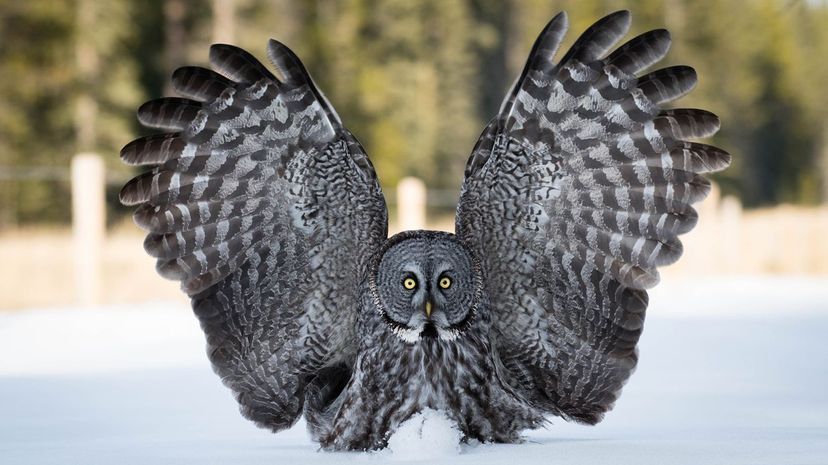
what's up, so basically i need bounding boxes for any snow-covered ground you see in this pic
[1,276,827,464]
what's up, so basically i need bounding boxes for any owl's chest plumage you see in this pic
[371,334,489,415]
[307,310,545,450]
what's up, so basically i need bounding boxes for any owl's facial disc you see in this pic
[373,233,479,343]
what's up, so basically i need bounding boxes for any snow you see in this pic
[386,409,462,460]
[1,276,827,464]
[0,303,203,376]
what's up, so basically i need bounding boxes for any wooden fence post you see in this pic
[719,195,742,273]
[71,153,105,306]
[397,177,426,231]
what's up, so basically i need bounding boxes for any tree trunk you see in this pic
[164,0,186,96]
[75,0,98,153]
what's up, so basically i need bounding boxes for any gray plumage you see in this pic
[120,10,730,450]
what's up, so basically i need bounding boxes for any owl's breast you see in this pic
[314,327,542,450]
[311,297,543,450]
[393,337,491,410]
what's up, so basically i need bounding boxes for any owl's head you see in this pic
[367,230,483,343]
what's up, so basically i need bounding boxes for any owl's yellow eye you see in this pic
[439,276,452,289]
[403,277,417,290]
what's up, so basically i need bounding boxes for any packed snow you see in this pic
[386,409,462,460]
[1,276,827,464]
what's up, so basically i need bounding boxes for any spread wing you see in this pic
[456,11,730,424]
[120,41,388,431]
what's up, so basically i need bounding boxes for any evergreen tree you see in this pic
[2,0,828,227]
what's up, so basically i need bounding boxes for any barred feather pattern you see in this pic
[456,10,730,424]
[306,290,544,450]
[120,40,388,431]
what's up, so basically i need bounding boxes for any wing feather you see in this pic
[171,66,235,101]
[456,10,729,424]
[605,29,671,74]
[120,40,387,432]
[637,66,697,103]
[136,97,202,130]
[559,10,631,64]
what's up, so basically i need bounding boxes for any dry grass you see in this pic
[0,223,185,310]
[673,193,828,277]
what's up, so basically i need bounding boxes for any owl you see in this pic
[120,10,730,450]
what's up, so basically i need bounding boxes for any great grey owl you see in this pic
[120,10,730,450]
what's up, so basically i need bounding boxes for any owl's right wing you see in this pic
[120,41,388,431]
[455,11,730,424]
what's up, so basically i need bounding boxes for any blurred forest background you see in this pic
[1,0,828,308]
[4,0,828,226]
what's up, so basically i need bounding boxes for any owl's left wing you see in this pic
[120,41,387,431]
[455,11,730,424]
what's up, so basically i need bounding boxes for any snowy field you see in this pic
[1,276,827,464]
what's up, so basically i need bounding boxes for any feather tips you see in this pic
[209,43,276,83]
[137,98,202,131]
[527,12,570,74]
[606,29,671,74]
[266,39,309,85]
[120,133,186,166]
[560,10,631,65]
[172,66,235,101]
[498,12,569,116]
[637,66,697,104]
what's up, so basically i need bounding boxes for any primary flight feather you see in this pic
[121,10,730,450]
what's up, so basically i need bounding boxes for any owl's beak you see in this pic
[425,299,433,318]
